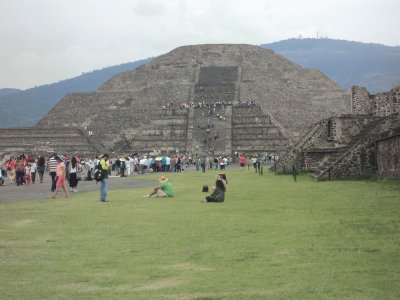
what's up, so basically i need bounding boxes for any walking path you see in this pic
[0,175,156,203]
[0,164,244,203]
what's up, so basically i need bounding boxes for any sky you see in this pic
[1,0,399,90]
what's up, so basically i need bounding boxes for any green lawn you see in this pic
[1,168,400,299]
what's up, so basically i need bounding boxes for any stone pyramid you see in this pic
[37,44,350,155]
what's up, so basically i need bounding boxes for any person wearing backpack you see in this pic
[99,153,110,202]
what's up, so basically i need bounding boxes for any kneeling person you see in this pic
[147,176,174,198]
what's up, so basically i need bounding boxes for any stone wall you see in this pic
[351,85,400,116]
[273,119,329,173]
[274,111,400,179]
[377,134,400,177]
[329,115,377,145]
[351,86,371,114]
[317,142,376,180]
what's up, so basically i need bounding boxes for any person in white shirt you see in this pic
[223,157,228,169]
[133,157,139,174]
[30,161,37,184]
[251,157,257,172]
[139,157,148,173]
[166,156,171,172]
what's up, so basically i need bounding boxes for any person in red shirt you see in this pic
[239,154,247,171]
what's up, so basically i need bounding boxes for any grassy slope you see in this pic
[1,168,399,299]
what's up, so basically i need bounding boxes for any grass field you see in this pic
[1,167,400,299]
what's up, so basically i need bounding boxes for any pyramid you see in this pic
[37,44,350,155]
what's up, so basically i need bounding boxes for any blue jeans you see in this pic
[100,178,108,201]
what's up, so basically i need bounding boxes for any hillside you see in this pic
[262,38,400,93]
[0,88,21,96]
[0,59,151,128]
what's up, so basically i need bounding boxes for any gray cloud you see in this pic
[0,0,399,89]
[132,0,166,17]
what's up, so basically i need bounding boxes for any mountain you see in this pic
[0,58,151,128]
[0,88,21,96]
[262,38,400,93]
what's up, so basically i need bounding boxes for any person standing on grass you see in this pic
[99,153,110,202]
[24,163,31,186]
[15,158,25,186]
[48,153,58,192]
[30,159,37,184]
[52,156,69,199]
[37,155,46,183]
[68,156,79,192]
[6,156,16,185]
[251,156,257,172]
[239,154,247,171]
[0,155,6,184]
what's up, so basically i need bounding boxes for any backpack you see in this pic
[93,163,104,183]
[202,185,209,192]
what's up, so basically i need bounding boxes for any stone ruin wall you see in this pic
[351,86,371,114]
[377,133,400,177]
[275,111,400,178]
[374,115,400,178]
[273,86,400,179]
[318,114,400,179]
[328,115,377,145]
[317,142,376,180]
[273,119,331,173]
[352,86,400,116]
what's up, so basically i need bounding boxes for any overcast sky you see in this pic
[1,0,399,89]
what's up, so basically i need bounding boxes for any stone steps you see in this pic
[0,127,100,155]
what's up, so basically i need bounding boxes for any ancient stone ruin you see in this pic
[274,86,400,179]
[6,44,344,156]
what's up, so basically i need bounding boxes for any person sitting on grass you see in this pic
[203,179,225,203]
[145,175,174,198]
[217,173,228,188]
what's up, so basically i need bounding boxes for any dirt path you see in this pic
[0,175,156,203]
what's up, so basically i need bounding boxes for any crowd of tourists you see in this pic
[161,99,258,110]
[0,152,237,186]
[0,151,276,203]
